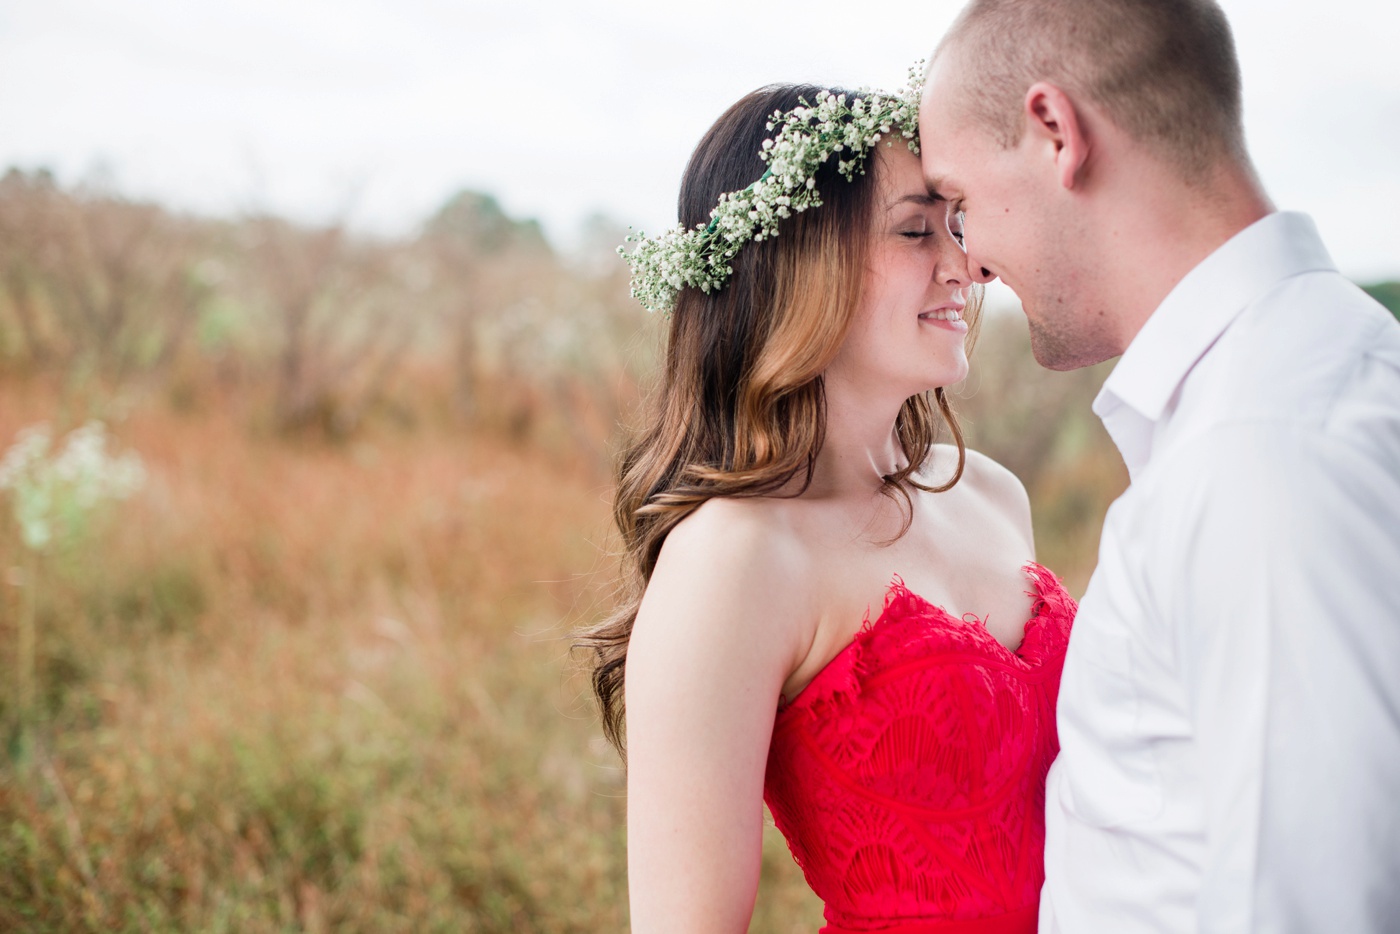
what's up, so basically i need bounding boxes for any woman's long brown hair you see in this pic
[577,84,982,756]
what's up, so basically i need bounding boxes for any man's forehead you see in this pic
[918,58,976,197]
[920,51,965,113]
[915,125,962,197]
[920,48,990,132]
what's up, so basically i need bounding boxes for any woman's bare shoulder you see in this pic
[926,444,1034,547]
[631,496,814,709]
[659,496,805,573]
[646,495,813,626]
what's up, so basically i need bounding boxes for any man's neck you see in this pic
[1101,158,1274,353]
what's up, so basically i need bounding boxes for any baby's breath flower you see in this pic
[619,64,925,314]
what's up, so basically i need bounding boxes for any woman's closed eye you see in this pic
[897,215,943,240]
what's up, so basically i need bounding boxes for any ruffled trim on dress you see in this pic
[1022,562,1074,623]
[779,563,1075,725]
[1017,562,1076,666]
[778,581,899,728]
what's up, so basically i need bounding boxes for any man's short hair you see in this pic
[936,0,1247,175]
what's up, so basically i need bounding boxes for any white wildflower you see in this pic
[0,420,146,552]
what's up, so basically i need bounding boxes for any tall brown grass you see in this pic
[0,369,628,931]
[0,170,1129,931]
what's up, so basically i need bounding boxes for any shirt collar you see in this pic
[1093,212,1337,471]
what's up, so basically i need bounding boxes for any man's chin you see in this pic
[1027,323,1117,372]
[1030,347,1088,371]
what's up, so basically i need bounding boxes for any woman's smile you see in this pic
[919,303,968,332]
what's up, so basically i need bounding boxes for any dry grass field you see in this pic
[0,170,1140,932]
[0,371,619,931]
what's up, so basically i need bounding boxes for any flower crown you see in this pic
[619,64,926,315]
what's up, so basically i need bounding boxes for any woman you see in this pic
[579,79,1075,933]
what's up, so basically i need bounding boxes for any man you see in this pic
[920,0,1400,930]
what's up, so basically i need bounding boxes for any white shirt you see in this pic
[1040,212,1400,933]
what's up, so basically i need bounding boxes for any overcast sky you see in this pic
[2,0,1397,281]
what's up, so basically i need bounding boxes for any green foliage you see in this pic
[95,563,208,635]
[1361,280,1400,320]
[425,191,551,255]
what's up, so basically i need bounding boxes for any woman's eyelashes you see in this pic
[898,225,963,246]
[896,205,968,244]
[898,215,947,241]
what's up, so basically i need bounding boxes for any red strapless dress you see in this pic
[763,564,1075,934]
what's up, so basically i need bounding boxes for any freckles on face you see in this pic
[826,143,971,395]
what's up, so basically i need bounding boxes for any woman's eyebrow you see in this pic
[890,192,940,208]
[924,174,954,198]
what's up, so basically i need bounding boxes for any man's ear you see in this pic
[1023,81,1090,191]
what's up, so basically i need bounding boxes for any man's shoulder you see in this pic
[1183,270,1400,430]
[1140,273,1400,515]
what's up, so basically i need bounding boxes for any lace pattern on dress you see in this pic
[764,564,1075,931]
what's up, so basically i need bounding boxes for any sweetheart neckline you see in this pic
[778,561,1065,712]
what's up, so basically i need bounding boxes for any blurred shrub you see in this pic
[1362,280,1400,319]
[237,216,427,436]
[0,170,653,462]
[0,169,207,380]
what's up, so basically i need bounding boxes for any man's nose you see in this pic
[964,254,997,285]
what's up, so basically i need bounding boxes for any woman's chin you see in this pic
[930,361,970,392]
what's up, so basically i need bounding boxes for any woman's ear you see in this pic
[1023,81,1090,191]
